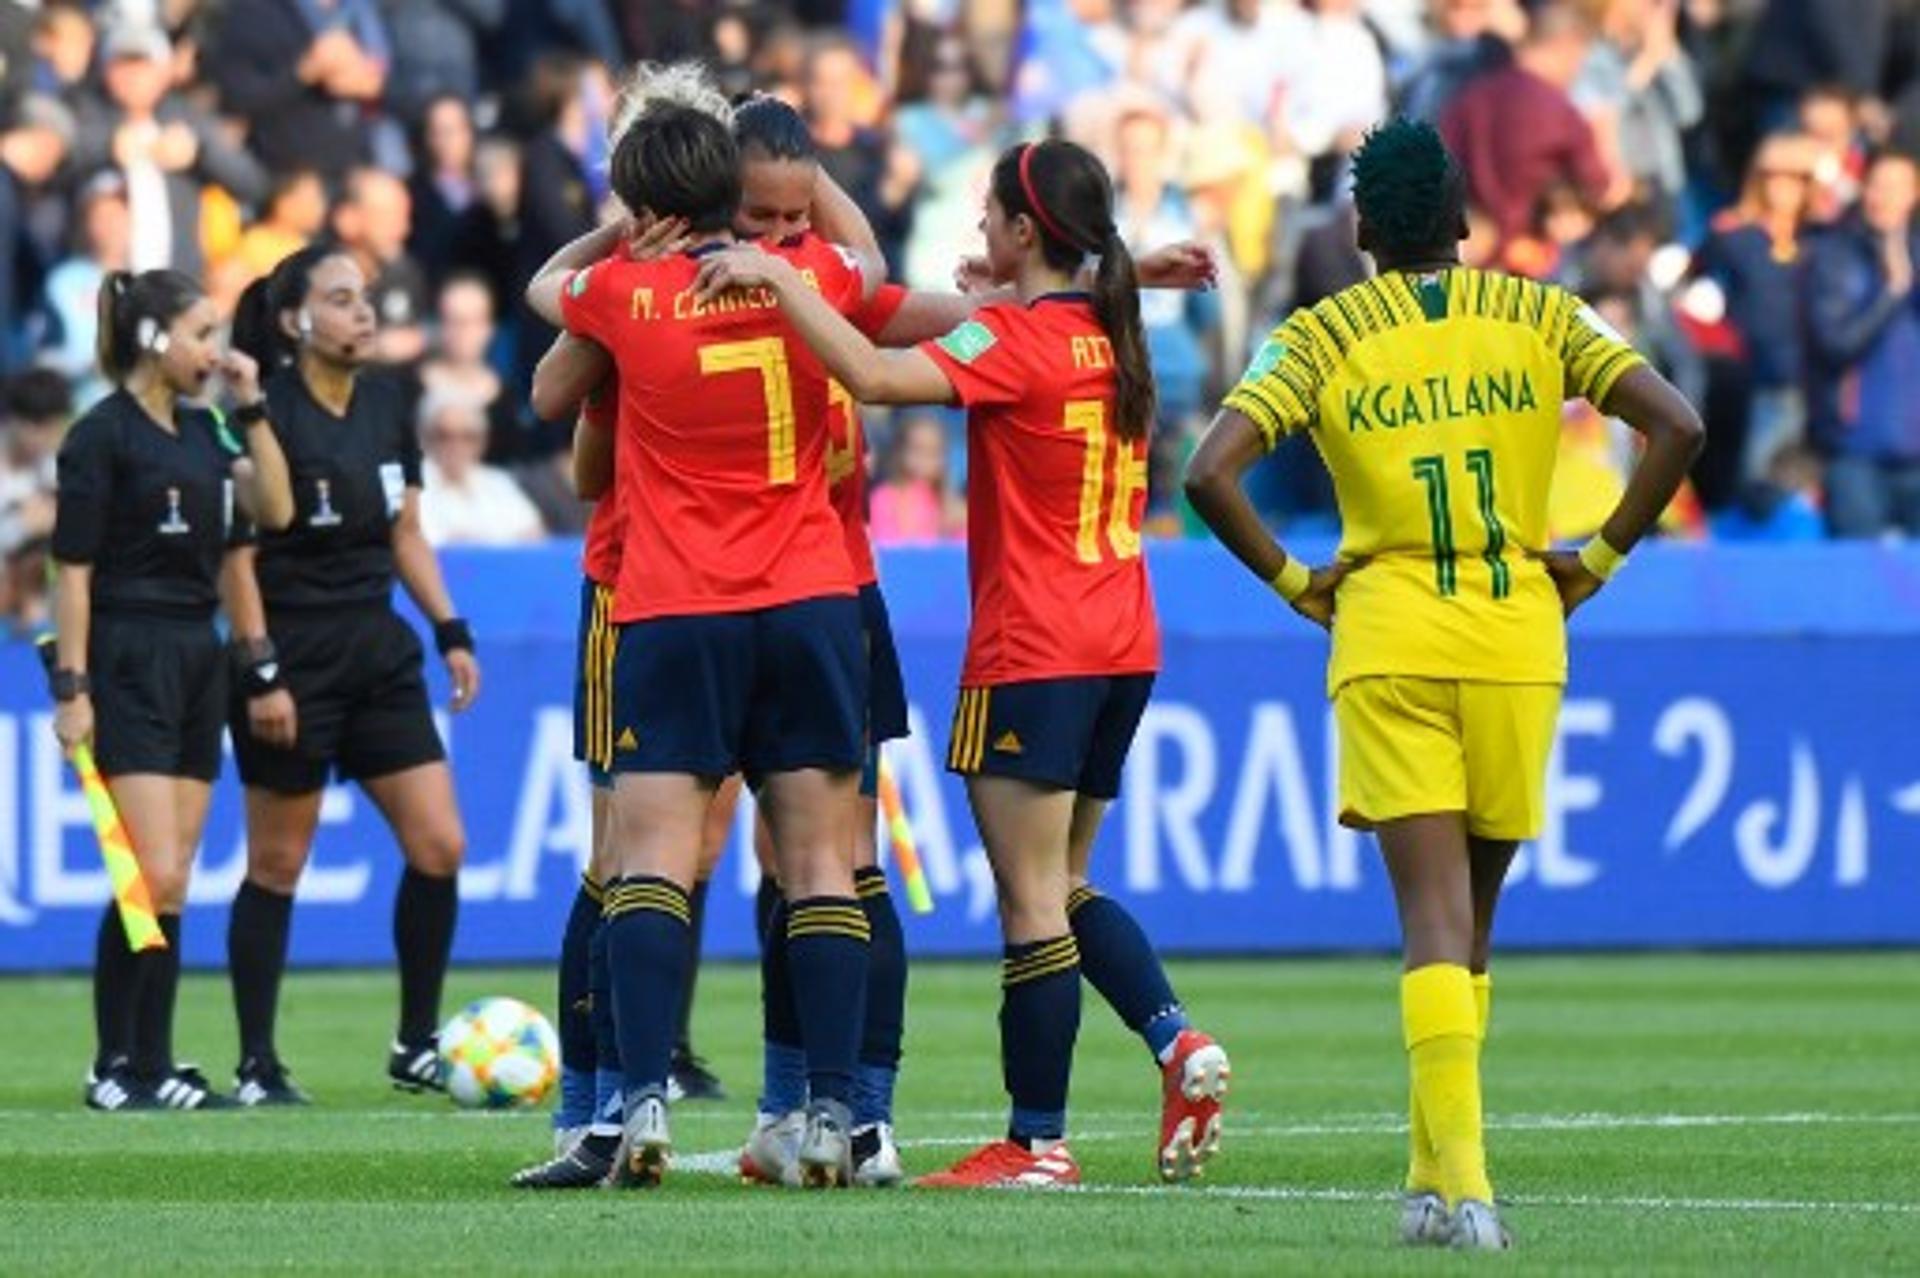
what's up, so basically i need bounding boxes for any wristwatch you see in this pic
[50,669,90,702]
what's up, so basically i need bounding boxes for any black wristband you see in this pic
[231,637,283,696]
[233,401,268,427]
[50,668,90,702]
[434,618,474,655]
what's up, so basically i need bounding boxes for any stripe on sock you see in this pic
[603,876,691,925]
[1066,885,1099,915]
[581,873,604,906]
[786,901,871,941]
[854,867,890,899]
[1003,936,1080,986]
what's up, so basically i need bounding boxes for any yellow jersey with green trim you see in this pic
[1223,267,1646,693]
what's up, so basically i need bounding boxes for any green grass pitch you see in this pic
[2,953,1917,1274]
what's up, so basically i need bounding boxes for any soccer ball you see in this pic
[437,997,560,1110]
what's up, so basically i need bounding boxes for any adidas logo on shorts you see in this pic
[616,728,639,751]
[992,730,1024,755]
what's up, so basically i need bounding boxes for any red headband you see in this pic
[1017,143,1078,250]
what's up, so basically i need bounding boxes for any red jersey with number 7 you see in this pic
[561,243,864,622]
[919,295,1160,684]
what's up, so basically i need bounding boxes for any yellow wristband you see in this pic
[1577,536,1627,582]
[1268,556,1311,603]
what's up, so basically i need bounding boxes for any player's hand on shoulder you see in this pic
[692,245,789,302]
[54,693,93,752]
[1538,549,1604,617]
[446,649,481,713]
[249,688,298,749]
[627,215,690,262]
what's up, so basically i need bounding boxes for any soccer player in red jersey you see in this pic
[695,138,1232,1188]
[525,103,873,1189]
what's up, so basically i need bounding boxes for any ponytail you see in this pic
[94,268,203,385]
[991,141,1156,441]
[232,244,336,372]
[1093,229,1154,443]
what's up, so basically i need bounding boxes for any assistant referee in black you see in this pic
[53,268,294,1111]
[222,245,481,1105]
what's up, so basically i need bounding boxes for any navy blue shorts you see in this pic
[945,674,1155,800]
[572,577,618,787]
[861,583,908,745]
[609,594,867,780]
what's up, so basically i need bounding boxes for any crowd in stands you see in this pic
[5,0,1920,631]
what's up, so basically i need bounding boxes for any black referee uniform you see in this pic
[225,365,458,1097]
[54,388,245,1109]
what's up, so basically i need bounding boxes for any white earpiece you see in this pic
[297,309,314,338]
[137,317,168,354]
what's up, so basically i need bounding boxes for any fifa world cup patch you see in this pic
[568,265,595,298]
[1242,335,1286,381]
[936,320,997,363]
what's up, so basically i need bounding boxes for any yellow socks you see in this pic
[1402,963,1492,1208]
[1406,970,1491,1194]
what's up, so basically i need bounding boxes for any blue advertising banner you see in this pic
[2,542,1917,970]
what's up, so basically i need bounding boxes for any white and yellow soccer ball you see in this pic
[437,997,560,1110]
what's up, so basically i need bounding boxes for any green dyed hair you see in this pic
[1351,117,1466,260]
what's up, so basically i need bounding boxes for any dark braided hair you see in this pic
[1351,117,1468,263]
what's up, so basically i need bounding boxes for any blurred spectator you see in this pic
[0,93,75,372]
[449,134,523,317]
[1799,86,1866,225]
[1292,200,1369,311]
[0,367,65,630]
[1711,446,1827,542]
[869,411,964,543]
[513,54,609,416]
[333,167,430,364]
[895,31,1003,292]
[1178,0,1313,131]
[1504,181,1599,280]
[237,168,329,280]
[407,94,478,290]
[418,272,518,459]
[805,34,915,271]
[1694,132,1818,482]
[1396,0,1523,123]
[71,22,268,279]
[1744,0,1890,125]
[381,0,503,127]
[417,390,545,545]
[32,2,96,106]
[1574,0,1702,215]
[1284,0,1389,183]
[1443,3,1622,261]
[208,0,389,180]
[1566,203,1705,405]
[38,172,129,406]
[1804,150,1920,538]
[1114,104,1219,437]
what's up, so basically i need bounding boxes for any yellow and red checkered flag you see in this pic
[876,753,933,915]
[36,636,165,951]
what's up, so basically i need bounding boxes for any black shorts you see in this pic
[90,614,225,782]
[609,594,866,781]
[945,674,1155,800]
[231,605,445,794]
[861,582,908,745]
[572,577,618,785]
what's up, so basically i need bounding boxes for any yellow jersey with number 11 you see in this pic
[1223,267,1645,694]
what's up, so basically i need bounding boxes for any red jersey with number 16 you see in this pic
[561,244,865,622]
[919,295,1160,685]
[578,380,625,586]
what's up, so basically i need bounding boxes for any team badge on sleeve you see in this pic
[1242,334,1286,382]
[568,265,595,298]
[937,320,997,364]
